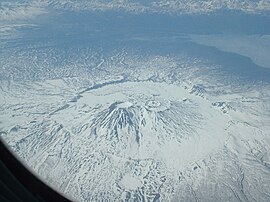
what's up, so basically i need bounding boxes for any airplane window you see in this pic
[1,1,270,201]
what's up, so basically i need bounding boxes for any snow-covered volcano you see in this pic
[67,81,223,161]
[1,0,270,201]
[2,76,270,201]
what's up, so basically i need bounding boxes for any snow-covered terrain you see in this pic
[1,0,270,18]
[1,0,270,201]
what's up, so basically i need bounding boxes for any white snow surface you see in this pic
[1,1,270,201]
[1,56,270,201]
[1,0,270,17]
